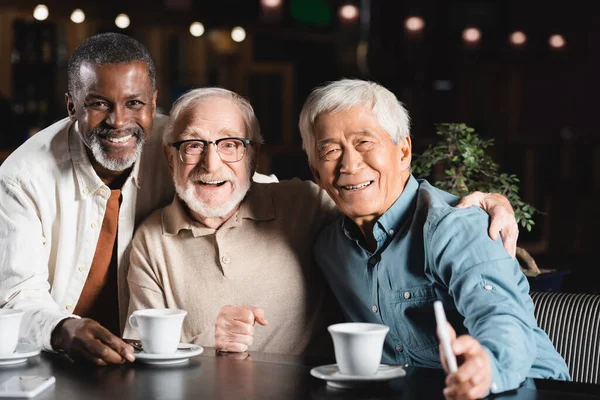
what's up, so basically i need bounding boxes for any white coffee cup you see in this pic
[328,322,390,376]
[129,309,187,354]
[0,309,24,355]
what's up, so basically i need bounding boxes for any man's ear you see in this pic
[163,145,175,175]
[65,93,76,121]
[152,90,158,118]
[399,136,412,171]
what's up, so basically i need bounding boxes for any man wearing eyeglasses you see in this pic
[124,87,521,355]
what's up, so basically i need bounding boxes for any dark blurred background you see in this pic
[0,0,598,291]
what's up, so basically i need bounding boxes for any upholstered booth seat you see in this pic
[531,291,600,384]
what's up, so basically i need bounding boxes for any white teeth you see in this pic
[343,181,372,190]
[201,180,225,185]
[106,135,132,143]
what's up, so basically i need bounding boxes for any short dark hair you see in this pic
[67,32,156,95]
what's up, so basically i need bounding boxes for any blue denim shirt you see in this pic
[315,176,570,394]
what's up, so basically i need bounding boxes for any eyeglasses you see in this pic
[170,137,252,164]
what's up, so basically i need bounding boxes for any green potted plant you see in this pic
[412,123,565,288]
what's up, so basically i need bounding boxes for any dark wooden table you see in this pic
[0,347,598,399]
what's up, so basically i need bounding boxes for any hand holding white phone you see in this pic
[434,300,458,373]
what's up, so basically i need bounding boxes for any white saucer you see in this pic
[133,343,203,365]
[310,364,406,389]
[0,343,41,366]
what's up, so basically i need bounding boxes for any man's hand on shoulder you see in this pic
[51,318,135,365]
[456,191,519,258]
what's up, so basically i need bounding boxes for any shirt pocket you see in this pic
[390,283,439,352]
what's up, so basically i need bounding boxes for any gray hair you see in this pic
[68,32,156,95]
[298,78,410,167]
[163,87,262,147]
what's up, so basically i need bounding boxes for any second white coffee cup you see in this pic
[0,309,24,355]
[129,308,187,354]
[328,322,389,376]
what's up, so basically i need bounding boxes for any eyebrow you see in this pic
[316,130,375,149]
[179,128,244,140]
[85,93,144,101]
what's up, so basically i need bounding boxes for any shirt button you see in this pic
[369,258,377,265]
[91,221,98,229]
[222,255,231,264]
[395,344,403,352]
[484,284,493,291]
[83,188,90,196]
[217,232,224,240]
[403,291,411,299]
[389,229,395,235]
[99,188,108,197]
[372,305,378,313]
[77,265,87,272]
[491,383,498,392]
[65,305,74,311]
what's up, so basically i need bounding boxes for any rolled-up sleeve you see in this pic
[427,207,537,394]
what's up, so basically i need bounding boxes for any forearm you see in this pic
[450,261,537,393]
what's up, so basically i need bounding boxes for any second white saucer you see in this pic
[310,364,406,389]
[134,343,203,365]
[0,343,41,367]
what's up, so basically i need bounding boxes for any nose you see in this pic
[339,146,363,174]
[105,104,129,130]
[198,142,222,173]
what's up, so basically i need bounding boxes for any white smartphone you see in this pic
[434,300,458,373]
[0,376,55,398]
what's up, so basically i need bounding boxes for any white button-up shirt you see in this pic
[0,115,276,350]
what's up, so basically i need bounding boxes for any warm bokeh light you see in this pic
[509,31,527,46]
[33,4,49,21]
[231,26,246,43]
[189,22,205,37]
[339,4,359,21]
[549,34,566,49]
[115,13,130,29]
[405,16,425,32]
[261,0,281,8]
[462,27,481,43]
[70,9,85,24]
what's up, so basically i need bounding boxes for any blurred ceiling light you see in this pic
[405,16,425,32]
[70,9,85,24]
[33,4,49,21]
[549,34,566,49]
[261,0,281,8]
[115,13,130,29]
[509,31,526,46]
[339,4,359,21]
[231,26,246,43]
[189,22,205,37]
[462,27,481,44]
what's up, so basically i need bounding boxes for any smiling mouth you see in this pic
[199,180,227,187]
[102,135,133,144]
[342,181,373,191]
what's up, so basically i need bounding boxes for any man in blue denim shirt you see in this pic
[298,79,570,399]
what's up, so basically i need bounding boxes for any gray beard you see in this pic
[87,135,144,171]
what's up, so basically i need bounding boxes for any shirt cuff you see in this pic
[484,347,527,395]
[44,314,81,352]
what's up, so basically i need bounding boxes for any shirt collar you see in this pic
[341,175,419,245]
[69,121,106,200]
[162,183,276,237]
